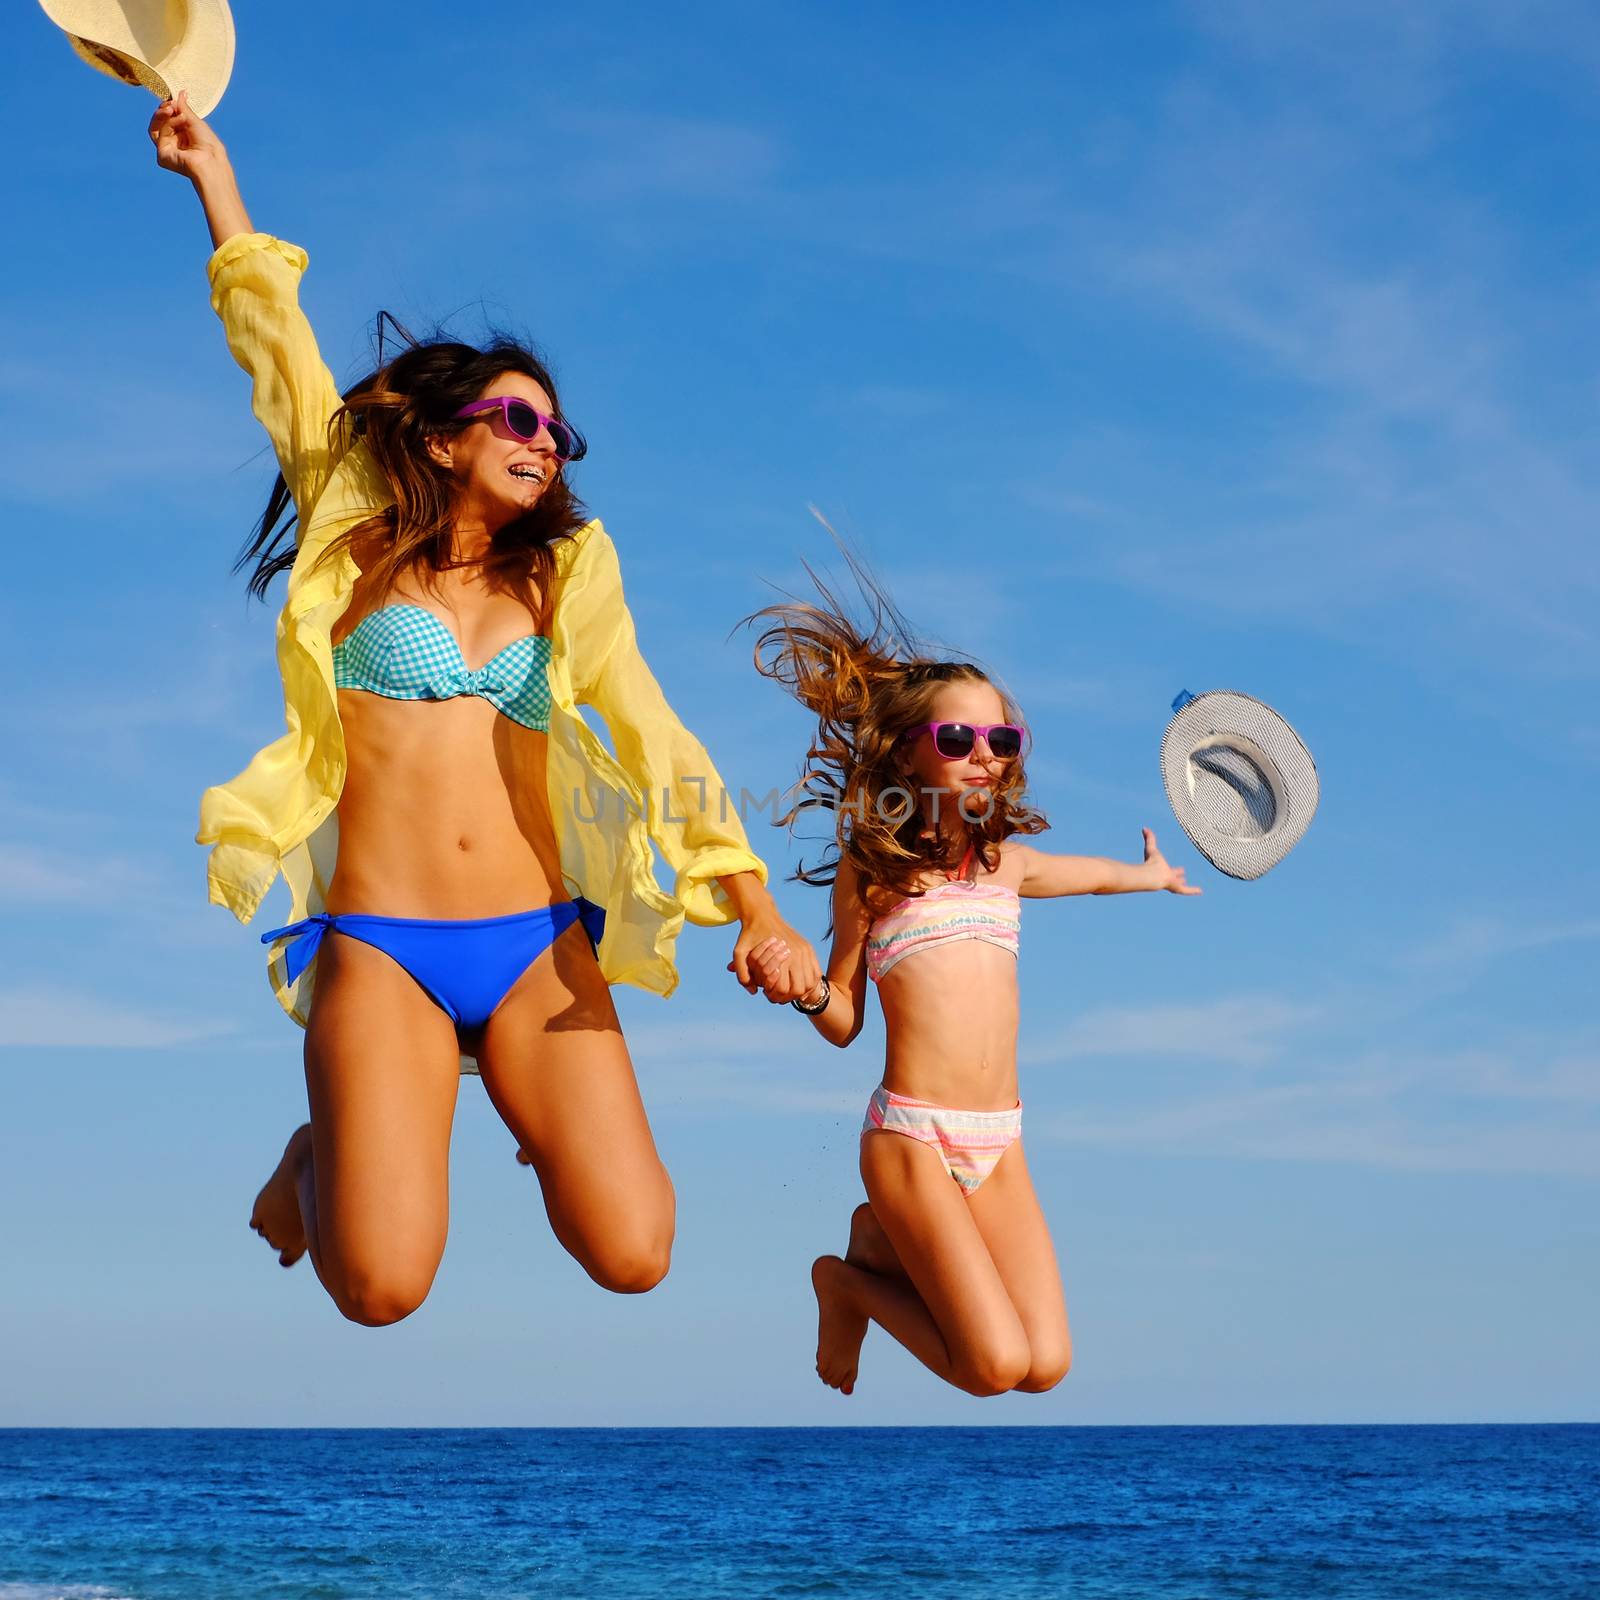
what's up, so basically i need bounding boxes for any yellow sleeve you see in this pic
[207,233,346,529]
[571,529,769,925]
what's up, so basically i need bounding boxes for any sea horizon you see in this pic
[5,1419,1597,1430]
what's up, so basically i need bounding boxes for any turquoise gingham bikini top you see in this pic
[332,604,553,732]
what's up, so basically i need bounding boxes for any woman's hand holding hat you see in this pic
[148,90,225,182]
[148,89,252,246]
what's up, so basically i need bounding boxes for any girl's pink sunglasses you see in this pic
[909,722,1026,760]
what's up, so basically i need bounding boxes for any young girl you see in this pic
[147,94,819,1326]
[746,571,1198,1396]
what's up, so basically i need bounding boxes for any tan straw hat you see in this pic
[38,0,235,118]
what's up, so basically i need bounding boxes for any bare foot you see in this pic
[846,1202,902,1278]
[812,1255,869,1395]
[249,1123,311,1268]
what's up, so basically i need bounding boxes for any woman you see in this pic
[150,92,820,1326]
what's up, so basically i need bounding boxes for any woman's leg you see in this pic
[812,1130,1032,1397]
[247,933,463,1326]
[474,921,675,1294]
[965,1139,1072,1391]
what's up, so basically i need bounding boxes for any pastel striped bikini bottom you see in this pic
[861,1085,1022,1194]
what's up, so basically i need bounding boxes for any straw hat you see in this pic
[1160,689,1319,880]
[38,0,235,117]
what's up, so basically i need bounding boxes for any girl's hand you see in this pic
[1141,827,1202,895]
[737,938,795,1005]
[148,90,228,183]
[727,937,787,999]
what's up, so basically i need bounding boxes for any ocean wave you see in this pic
[0,1585,138,1600]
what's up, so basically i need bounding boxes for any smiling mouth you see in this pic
[508,464,548,485]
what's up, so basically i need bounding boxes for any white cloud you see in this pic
[967,8,1600,678]
[1039,1089,1600,1179]
[0,844,153,907]
[1405,914,1600,971]
[563,114,781,204]
[1028,995,1323,1066]
[1034,1030,1600,1178]
[0,985,231,1049]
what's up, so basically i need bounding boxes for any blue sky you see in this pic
[2,0,1596,1426]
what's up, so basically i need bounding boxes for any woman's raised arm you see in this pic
[149,91,252,248]
[147,93,346,526]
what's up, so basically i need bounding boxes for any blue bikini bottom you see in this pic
[261,899,606,1029]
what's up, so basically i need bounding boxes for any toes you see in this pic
[816,1359,852,1392]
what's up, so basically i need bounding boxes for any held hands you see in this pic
[1141,827,1202,895]
[741,936,824,1009]
[727,917,822,1006]
[148,90,228,183]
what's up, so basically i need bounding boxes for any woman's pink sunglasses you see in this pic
[452,397,588,462]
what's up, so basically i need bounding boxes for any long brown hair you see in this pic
[235,316,589,615]
[749,549,1047,911]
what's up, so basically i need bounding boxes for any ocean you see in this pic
[1,1426,1595,1598]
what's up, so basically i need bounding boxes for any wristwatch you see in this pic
[791,976,831,1015]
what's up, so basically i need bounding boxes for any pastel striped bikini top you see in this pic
[332,604,553,732]
[865,847,1021,983]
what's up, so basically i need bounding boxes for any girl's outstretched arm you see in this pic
[149,91,251,247]
[746,855,872,1047]
[1018,828,1201,899]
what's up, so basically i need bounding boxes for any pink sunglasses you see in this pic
[452,397,587,462]
[908,722,1026,760]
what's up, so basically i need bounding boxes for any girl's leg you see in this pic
[813,1131,1032,1397]
[249,932,463,1326]
[965,1139,1072,1391]
[474,921,675,1294]
[803,1203,904,1395]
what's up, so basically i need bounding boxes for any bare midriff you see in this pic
[327,689,565,919]
[876,941,1020,1111]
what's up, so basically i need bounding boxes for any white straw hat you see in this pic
[38,0,235,118]
[1160,689,1319,880]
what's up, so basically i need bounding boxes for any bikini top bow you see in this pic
[427,662,513,699]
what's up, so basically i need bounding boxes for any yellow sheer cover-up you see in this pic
[198,233,767,1026]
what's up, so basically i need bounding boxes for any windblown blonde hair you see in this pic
[749,548,1047,913]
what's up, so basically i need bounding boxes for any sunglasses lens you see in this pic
[933,724,976,758]
[988,726,1023,759]
[504,401,541,439]
[496,401,582,463]
[547,419,579,462]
